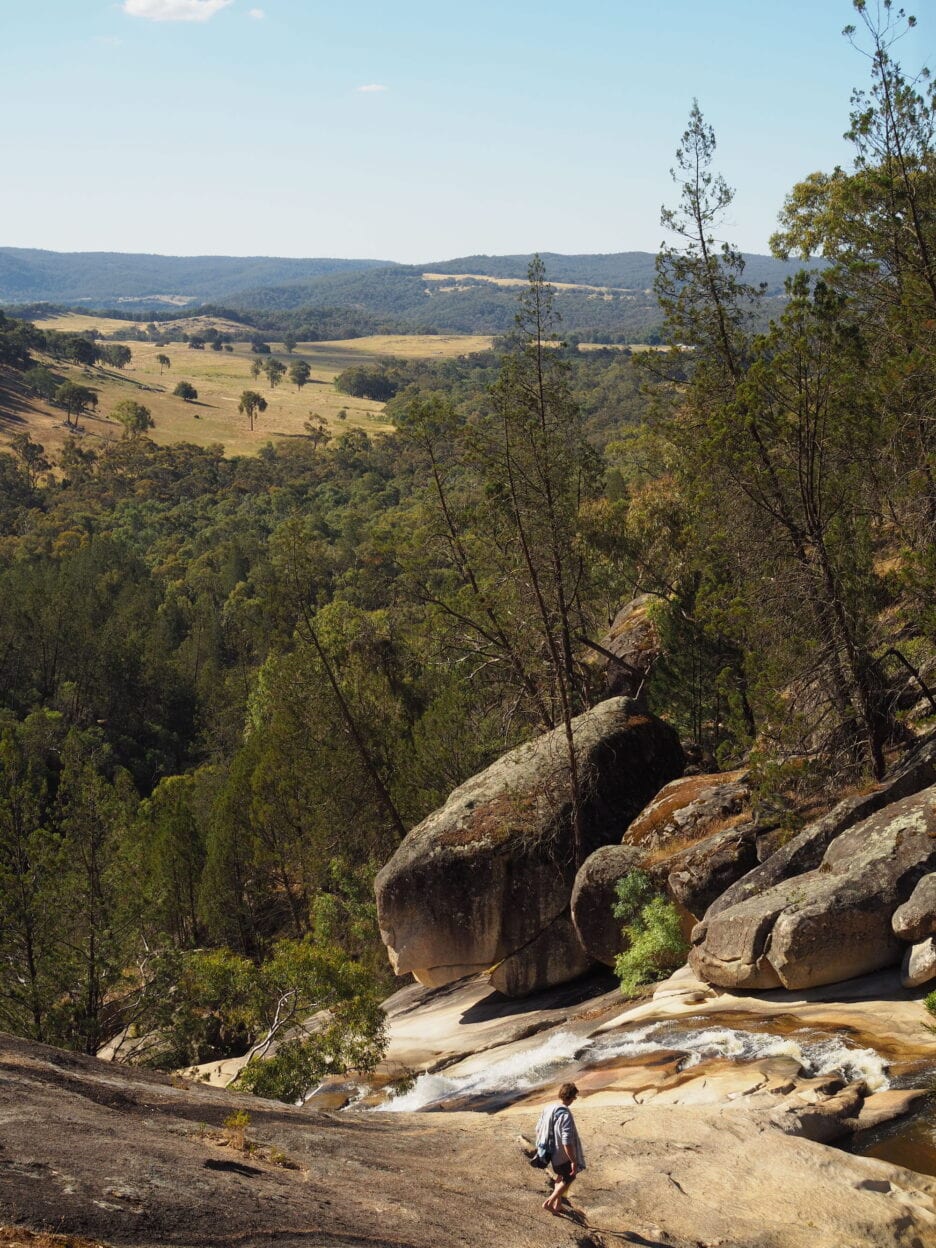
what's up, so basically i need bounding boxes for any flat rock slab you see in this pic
[2,1033,935,1248]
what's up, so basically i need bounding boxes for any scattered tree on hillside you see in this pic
[68,338,100,368]
[23,366,59,401]
[283,334,298,354]
[156,354,171,375]
[334,363,399,401]
[289,360,311,391]
[55,381,98,427]
[238,389,268,431]
[101,344,132,370]
[263,358,287,389]
[173,381,198,402]
[250,358,264,381]
[303,414,329,449]
[111,399,154,438]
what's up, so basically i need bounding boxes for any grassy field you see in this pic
[422,272,631,294]
[0,328,494,459]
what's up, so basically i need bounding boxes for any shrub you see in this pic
[613,871,688,994]
[223,1109,250,1151]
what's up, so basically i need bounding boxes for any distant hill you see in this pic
[0,247,823,340]
[0,249,395,305]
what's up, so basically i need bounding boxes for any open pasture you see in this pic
[0,331,493,459]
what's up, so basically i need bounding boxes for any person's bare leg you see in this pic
[544,1177,570,1213]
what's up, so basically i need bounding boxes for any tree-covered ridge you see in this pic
[0,250,395,304]
[2,249,818,341]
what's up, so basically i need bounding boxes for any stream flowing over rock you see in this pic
[691,784,936,989]
[375,697,683,995]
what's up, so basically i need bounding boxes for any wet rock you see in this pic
[892,872,936,943]
[692,785,936,990]
[901,936,936,988]
[375,698,683,995]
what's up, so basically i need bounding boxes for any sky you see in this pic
[0,0,932,263]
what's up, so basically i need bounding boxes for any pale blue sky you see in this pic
[0,1,931,261]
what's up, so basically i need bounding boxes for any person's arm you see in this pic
[556,1109,577,1174]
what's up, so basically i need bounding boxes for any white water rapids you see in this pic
[376,1019,890,1112]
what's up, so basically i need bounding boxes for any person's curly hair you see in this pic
[558,1082,579,1103]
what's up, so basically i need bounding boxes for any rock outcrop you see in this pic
[569,844,650,966]
[901,936,936,988]
[691,785,936,990]
[708,732,936,920]
[375,698,683,995]
[571,769,755,963]
[595,594,661,698]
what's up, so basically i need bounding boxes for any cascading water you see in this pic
[376,1017,890,1112]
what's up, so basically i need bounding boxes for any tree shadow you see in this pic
[460,968,618,1024]
[202,1158,264,1177]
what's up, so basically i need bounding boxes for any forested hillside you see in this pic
[0,1,933,1103]
[0,249,394,305]
[2,248,816,340]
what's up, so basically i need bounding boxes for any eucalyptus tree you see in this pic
[238,389,267,431]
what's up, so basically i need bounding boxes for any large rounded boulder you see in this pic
[375,698,683,995]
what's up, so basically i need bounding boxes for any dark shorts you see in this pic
[552,1162,575,1184]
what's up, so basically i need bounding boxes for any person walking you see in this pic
[536,1081,585,1215]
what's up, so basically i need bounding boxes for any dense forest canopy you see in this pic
[0,0,933,1097]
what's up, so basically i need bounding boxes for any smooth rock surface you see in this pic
[691,785,936,990]
[376,697,683,994]
[6,1030,936,1248]
[901,936,936,988]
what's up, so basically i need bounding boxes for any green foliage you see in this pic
[23,365,60,400]
[111,399,154,437]
[238,389,268,430]
[135,938,386,1102]
[101,343,132,369]
[173,380,198,401]
[55,380,98,425]
[289,359,311,390]
[334,363,399,401]
[613,872,688,995]
[263,358,287,389]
